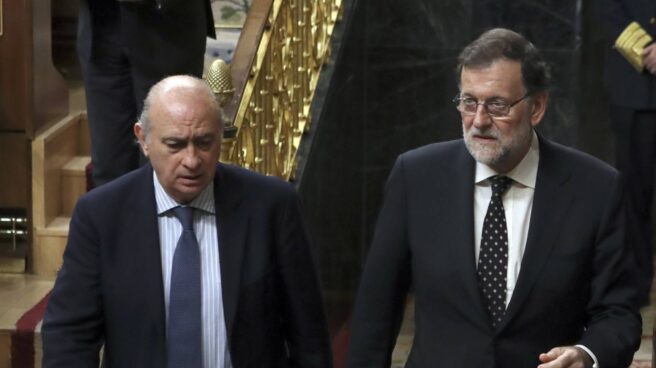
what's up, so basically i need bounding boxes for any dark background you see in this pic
[297,0,616,336]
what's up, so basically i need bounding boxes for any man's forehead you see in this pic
[161,129,218,138]
[151,102,219,128]
[460,61,524,91]
[161,96,215,117]
[157,123,219,137]
[461,59,521,76]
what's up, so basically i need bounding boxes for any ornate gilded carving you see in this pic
[224,0,341,180]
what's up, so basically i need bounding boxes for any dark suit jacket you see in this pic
[77,0,215,77]
[347,137,641,368]
[599,0,656,108]
[42,164,332,368]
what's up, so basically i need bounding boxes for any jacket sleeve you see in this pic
[42,198,104,368]
[275,186,333,368]
[346,157,412,368]
[577,175,642,367]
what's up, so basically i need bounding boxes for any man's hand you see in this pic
[642,43,656,75]
[537,346,593,368]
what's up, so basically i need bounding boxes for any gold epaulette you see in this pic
[614,21,653,73]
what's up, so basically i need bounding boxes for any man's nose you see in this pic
[472,104,492,129]
[182,147,201,169]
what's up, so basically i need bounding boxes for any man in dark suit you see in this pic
[42,75,332,368]
[347,28,641,368]
[599,0,656,307]
[78,0,215,187]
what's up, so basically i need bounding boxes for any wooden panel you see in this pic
[31,0,69,136]
[0,0,29,131]
[0,333,9,368]
[77,114,90,155]
[0,134,29,208]
[0,0,69,136]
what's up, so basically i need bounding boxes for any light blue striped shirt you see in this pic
[153,173,232,368]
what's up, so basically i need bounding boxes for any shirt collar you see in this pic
[474,130,539,189]
[153,171,216,215]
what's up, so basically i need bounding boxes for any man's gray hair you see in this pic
[456,28,551,95]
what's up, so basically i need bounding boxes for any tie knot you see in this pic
[489,175,512,196]
[172,206,195,231]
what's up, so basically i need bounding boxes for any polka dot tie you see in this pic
[477,175,512,328]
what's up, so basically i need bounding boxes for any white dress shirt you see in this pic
[153,173,232,368]
[473,132,598,367]
[473,132,538,308]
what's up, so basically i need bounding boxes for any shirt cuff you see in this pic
[575,344,599,368]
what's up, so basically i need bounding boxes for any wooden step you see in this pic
[0,274,54,368]
[0,257,26,274]
[33,217,70,277]
[60,156,89,217]
[0,241,28,274]
[61,155,89,175]
[32,112,89,277]
[40,217,70,237]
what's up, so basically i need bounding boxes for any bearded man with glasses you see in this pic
[347,28,641,368]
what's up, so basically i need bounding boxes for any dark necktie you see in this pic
[167,206,203,367]
[477,175,512,328]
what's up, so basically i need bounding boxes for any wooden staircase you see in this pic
[0,111,86,367]
[31,112,90,277]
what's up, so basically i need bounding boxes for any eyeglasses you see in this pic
[453,94,529,118]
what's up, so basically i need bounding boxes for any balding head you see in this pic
[134,75,224,204]
[138,75,222,141]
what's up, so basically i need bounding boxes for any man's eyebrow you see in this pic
[459,93,508,101]
[161,136,187,143]
[192,133,218,142]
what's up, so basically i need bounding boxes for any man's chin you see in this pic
[465,142,501,164]
[172,188,203,204]
[172,179,209,202]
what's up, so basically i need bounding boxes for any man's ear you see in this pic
[134,122,149,157]
[530,92,549,127]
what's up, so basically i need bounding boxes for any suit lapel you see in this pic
[454,147,490,320]
[127,166,167,347]
[499,138,574,331]
[213,165,248,339]
[431,143,491,329]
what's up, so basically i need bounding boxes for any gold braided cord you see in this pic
[614,21,653,72]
